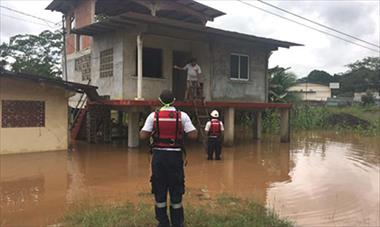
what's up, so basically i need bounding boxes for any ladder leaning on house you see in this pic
[70,91,88,142]
[191,86,210,147]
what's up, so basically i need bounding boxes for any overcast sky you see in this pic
[0,0,379,77]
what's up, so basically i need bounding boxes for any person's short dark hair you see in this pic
[190,58,197,63]
[159,89,175,104]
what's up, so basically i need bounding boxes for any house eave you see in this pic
[72,12,302,49]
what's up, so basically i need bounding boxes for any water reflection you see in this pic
[0,151,67,226]
[268,131,380,226]
[0,131,379,226]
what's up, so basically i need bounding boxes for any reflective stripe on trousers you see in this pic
[170,202,182,209]
[155,202,167,208]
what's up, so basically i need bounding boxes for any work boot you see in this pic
[170,207,184,227]
[155,207,170,227]
[207,156,213,160]
[215,156,221,160]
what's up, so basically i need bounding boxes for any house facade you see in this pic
[47,0,300,104]
[0,73,69,154]
[0,70,97,154]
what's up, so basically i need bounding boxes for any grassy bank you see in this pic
[63,195,293,227]
[261,105,380,136]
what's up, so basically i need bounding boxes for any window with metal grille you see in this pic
[1,100,45,128]
[230,54,249,80]
[100,48,113,78]
[75,54,91,80]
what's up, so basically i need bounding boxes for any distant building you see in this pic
[326,97,353,107]
[0,69,96,154]
[353,92,380,102]
[288,83,331,102]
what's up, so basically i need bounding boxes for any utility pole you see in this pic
[62,15,68,81]
[62,14,70,150]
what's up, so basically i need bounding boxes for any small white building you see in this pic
[288,83,331,101]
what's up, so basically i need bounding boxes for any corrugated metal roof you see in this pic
[71,12,302,49]
[0,68,101,101]
[46,0,225,20]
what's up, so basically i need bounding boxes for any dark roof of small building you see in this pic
[0,68,101,101]
[46,0,225,20]
[71,12,302,49]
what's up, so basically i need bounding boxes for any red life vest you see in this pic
[152,110,183,148]
[209,119,221,137]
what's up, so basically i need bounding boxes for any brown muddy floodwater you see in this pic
[1,131,379,227]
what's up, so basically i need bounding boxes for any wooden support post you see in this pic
[280,109,290,143]
[253,111,262,140]
[128,112,140,147]
[86,110,96,144]
[224,107,235,146]
[103,108,111,143]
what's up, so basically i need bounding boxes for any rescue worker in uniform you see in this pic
[140,90,197,227]
[204,110,224,160]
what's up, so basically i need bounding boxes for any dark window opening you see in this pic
[231,55,239,79]
[75,35,81,52]
[136,47,163,78]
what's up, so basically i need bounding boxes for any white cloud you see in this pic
[0,0,61,43]
[200,0,379,77]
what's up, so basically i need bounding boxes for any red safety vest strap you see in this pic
[152,110,183,148]
[209,119,221,137]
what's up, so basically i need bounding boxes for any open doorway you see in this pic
[172,51,191,101]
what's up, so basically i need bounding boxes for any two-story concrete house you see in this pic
[46,0,300,147]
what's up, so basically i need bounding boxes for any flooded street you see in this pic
[1,131,379,226]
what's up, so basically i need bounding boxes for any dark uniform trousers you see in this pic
[151,149,185,227]
[207,137,222,159]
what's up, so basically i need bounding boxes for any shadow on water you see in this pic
[0,131,379,226]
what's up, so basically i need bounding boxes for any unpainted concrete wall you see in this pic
[0,78,69,154]
[66,49,91,107]
[122,33,211,100]
[91,31,124,99]
[210,38,269,102]
[65,0,94,55]
[67,29,270,103]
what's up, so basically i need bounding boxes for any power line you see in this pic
[1,13,52,27]
[256,0,380,48]
[236,0,380,53]
[0,5,60,27]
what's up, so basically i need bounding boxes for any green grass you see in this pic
[259,105,380,136]
[327,106,380,124]
[63,195,293,227]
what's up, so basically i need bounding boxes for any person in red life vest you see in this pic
[140,90,197,227]
[204,110,224,160]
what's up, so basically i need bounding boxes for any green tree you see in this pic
[268,66,299,103]
[361,91,375,106]
[339,56,380,96]
[0,30,63,77]
[296,57,380,97]
[298,70,333,85]
[346,56,380,71]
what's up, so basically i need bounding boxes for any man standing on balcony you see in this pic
[140,90,198,227]
[174,58,202,99]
